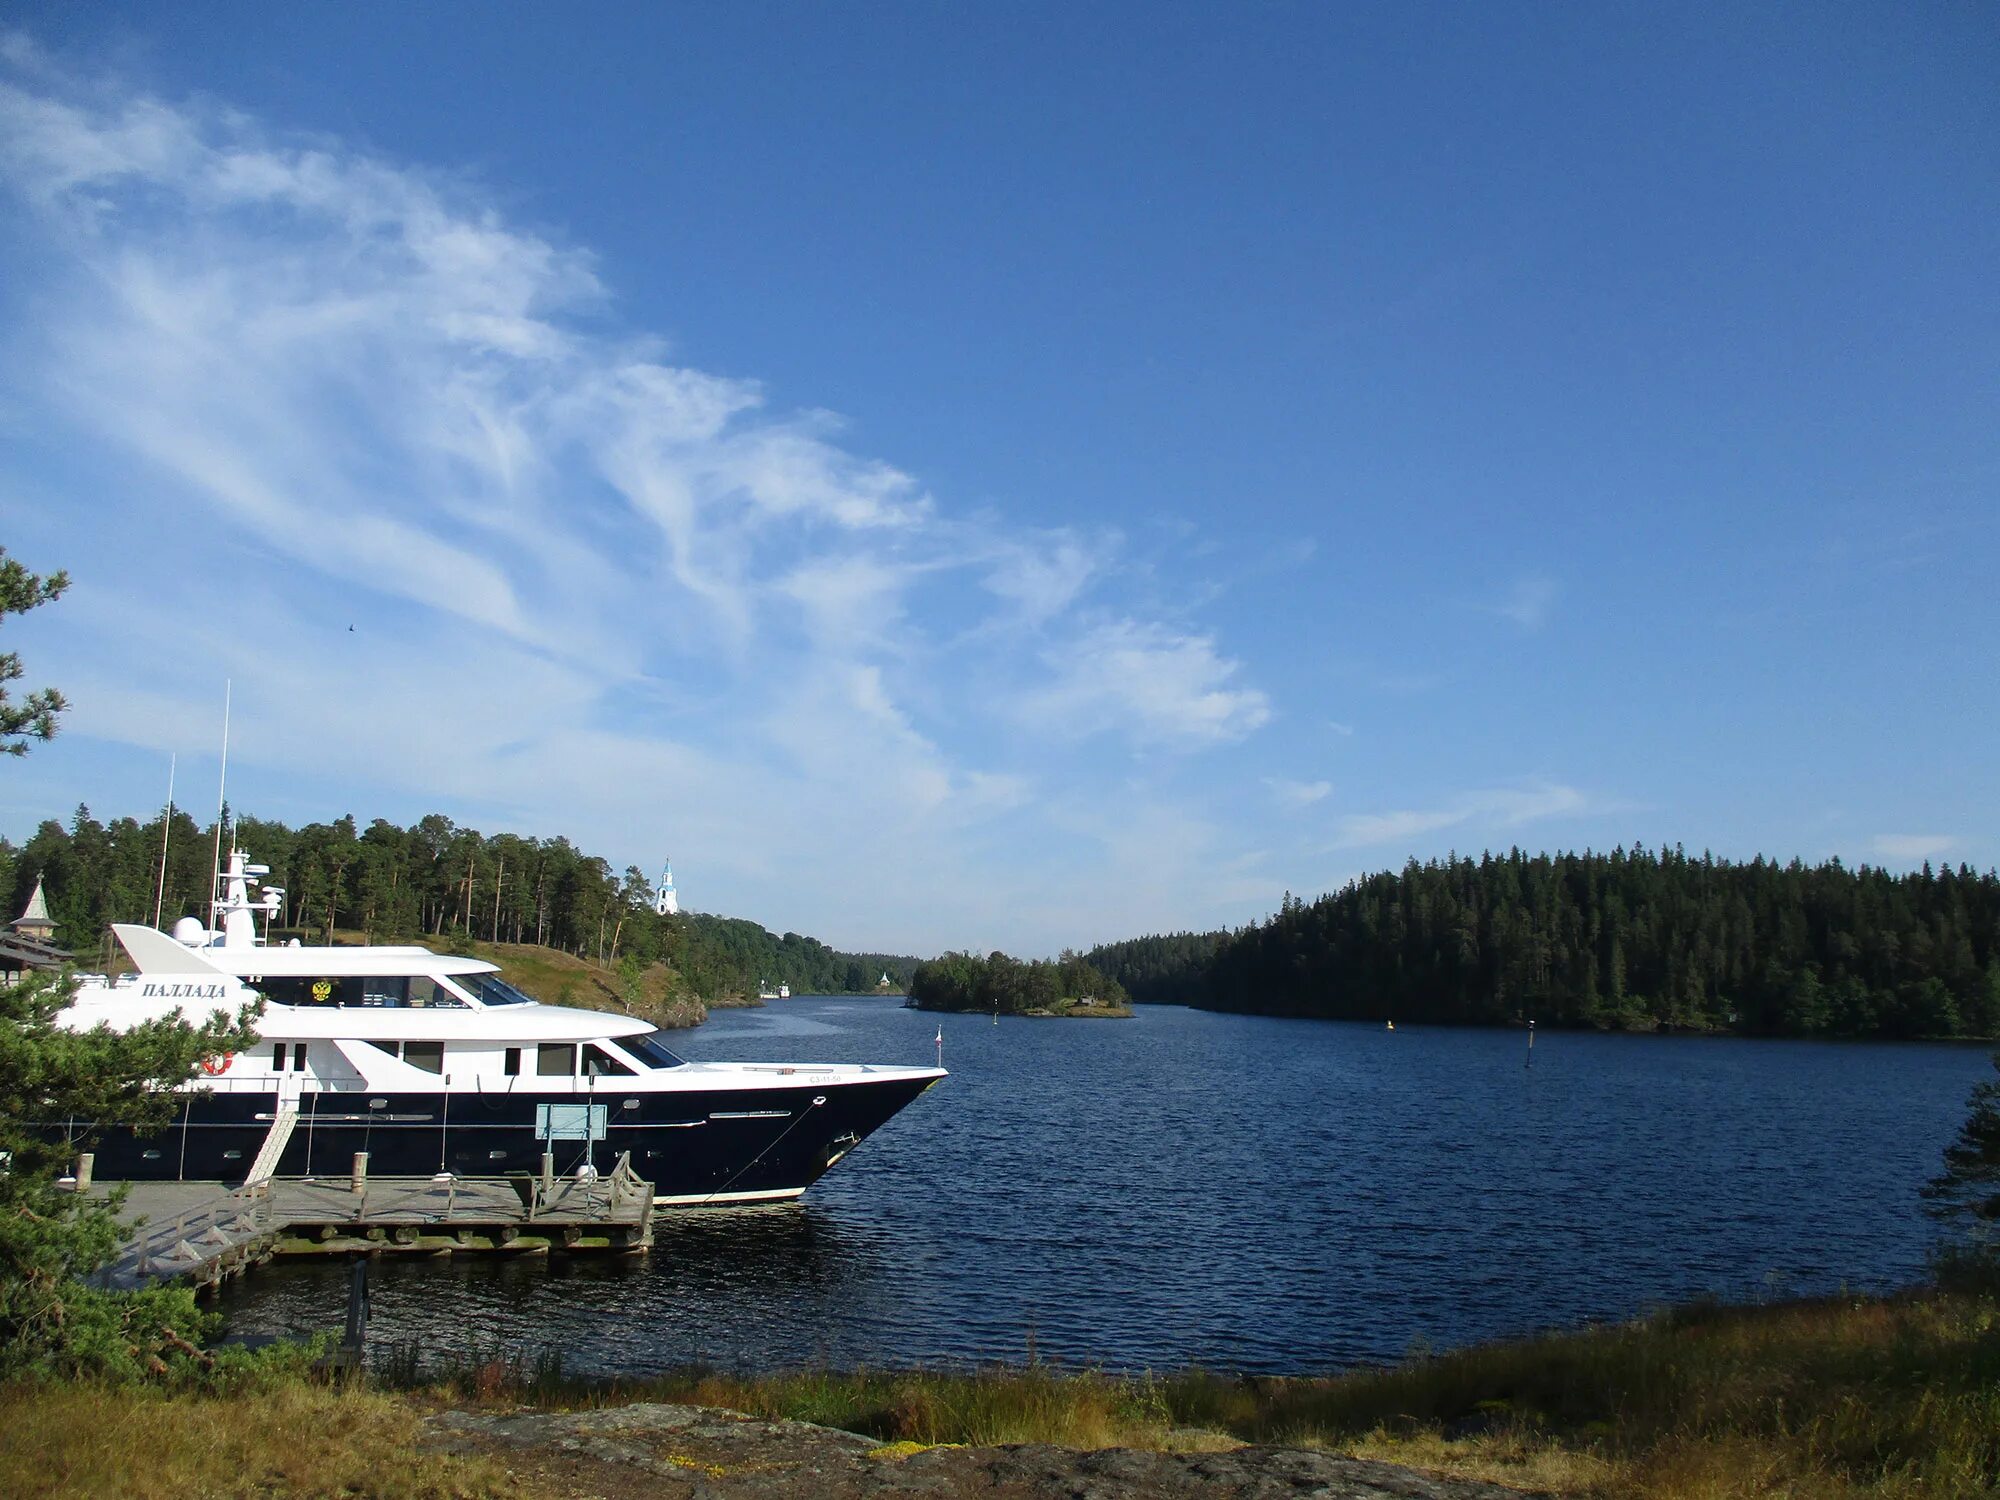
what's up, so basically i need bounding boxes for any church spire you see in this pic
[12,875,54,938]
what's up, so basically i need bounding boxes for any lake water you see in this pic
[213,1000,1996,1375]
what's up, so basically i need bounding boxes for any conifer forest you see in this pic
[3,806,918,1001]
[1089,849,2000,1039]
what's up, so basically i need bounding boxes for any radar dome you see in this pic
[171,917,206,945]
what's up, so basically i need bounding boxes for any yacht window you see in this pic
[503,1047,521,1077]
[292,1043,310,1073]
[625,1030,689,1069]
[537,1043,576,1077]
[362,976,408,1007]
[409,976,438,1007]
[583,1044,636,1077]
[260,975,361,1006]
[450,973,538,1006]
[403,1041,444,1074]
[272,1042,289,1070]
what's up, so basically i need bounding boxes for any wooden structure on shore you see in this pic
[92,1154,656,1292]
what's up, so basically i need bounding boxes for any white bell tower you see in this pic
[653,859,679,916]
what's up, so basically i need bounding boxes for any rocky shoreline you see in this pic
[424,1401,1535,1499]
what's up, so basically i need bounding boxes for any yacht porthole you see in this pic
[369,1099,387,1109]
[141,1149,161,1160]
[487,1150,505,1160]
[623,1099,641,1110]
[222,1150,242,1160]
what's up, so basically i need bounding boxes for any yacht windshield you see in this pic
[447,973,538,1006]
[626,1030,689,1069]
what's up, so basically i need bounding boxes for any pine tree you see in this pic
[0,546,68,754]
[0,973,258,1378]
[1925,1053,2000,1236]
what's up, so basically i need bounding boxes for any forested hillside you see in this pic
[909,950,1128,1015]
[1,806,918,1002]
[1198,849,2000,1038]
[1083,930,1229,1005]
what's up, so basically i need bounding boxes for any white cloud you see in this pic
[1869,834,1959,862]
[980,533,1104,626]
[1494,575,1557,631]
[0,53,1272,952]
[1335,783,1591,848]
[1019,619,1271,749]
[1264,777,1332,807]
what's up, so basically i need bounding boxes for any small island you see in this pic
[907,949,1134,1018]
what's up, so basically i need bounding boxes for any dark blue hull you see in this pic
[52,1074,937,1203]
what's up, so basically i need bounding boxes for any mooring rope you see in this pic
[697,1094,826,1205]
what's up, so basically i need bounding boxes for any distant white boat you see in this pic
[757,981,791,1001]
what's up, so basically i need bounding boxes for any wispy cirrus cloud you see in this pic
[1017,618,1272,748]
[1493,575,1558,631]
[1334,783,1593,848]
[0,45,1272,951]
[1264,777,1332,808]
[1870,834,1959,862]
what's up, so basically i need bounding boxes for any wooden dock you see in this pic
[92,1157,656,1292]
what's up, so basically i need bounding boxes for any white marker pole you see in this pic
[152,752,176,928]
[208,680,231,932]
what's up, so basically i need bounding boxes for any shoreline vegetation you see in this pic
[1086,848,2000,1043]
[5,1279,1996,1498]
[907,948,1134,1019]
[16,806,1999,1045]
[908,994,1136,1019]
[4,806,923,1012]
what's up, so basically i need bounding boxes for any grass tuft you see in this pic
[7,1284,1997,1498]
[0,1380,506,1500]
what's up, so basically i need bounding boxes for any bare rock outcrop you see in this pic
[424,1402,1538,1499]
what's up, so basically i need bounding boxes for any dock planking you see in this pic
[91,1158,655,1291]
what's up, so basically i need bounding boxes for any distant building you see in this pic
[653,860,679,916]
[1,874,74,983]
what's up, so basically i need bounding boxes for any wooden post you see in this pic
[343,1256,369,1356]
[75,1152,94,1191]
[351,1151,369,1194]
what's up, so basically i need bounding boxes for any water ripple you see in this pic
[214,1004,1994,1374]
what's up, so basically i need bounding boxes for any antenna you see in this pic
[209,680,231,933]
[151,752,176,928]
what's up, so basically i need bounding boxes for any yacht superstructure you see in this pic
[50,851,944,1203]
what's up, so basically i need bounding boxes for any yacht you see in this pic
[52,851,945,1204]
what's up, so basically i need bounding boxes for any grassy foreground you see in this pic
[4,1286,1996,1498]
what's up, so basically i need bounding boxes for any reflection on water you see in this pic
[225,1202,884,1371]
[213,1000,1995,1375]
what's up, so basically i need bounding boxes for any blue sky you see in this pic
[0,5,1993,955]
